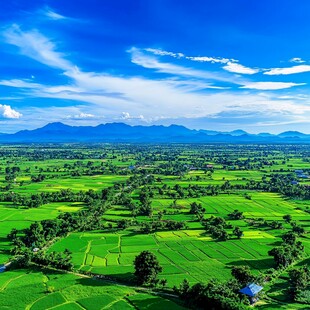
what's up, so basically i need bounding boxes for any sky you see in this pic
[0,0,310,133]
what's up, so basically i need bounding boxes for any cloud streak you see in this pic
[3,24,73,70]
[41,6,67,20]
[240,82,306,90]
[223,62,260,75]
[264,64,310,75]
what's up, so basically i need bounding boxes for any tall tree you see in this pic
[134,251,162,285]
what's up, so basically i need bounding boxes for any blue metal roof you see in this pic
[239,283,263,297]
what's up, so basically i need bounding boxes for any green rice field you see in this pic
[0,144,309,309]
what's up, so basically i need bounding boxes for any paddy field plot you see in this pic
[0,268,180,310]
[0,202,84,264]
[48,191,310,287]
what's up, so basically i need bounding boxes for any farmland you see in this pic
[0,144,309,309]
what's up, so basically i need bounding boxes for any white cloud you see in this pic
[66,113,95,119]
[264,65,310,75]
[144,48,184,58]
[120,112,144,120]
[3,24,73,70]
[145,47,234,64]
[290,57,305,63]
[186,56,231,64]
[223,62,260,75]
[240,82,306,90]
[0,104,22,119]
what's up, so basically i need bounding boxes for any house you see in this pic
[239,283,263,304]
[0,265,6,273]
[202,164,213,170]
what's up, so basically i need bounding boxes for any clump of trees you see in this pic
[233,227,243,239]
[189,202,206,221]
[31,174,46,182]
[13,248,73,271]
[203,216,230,241]
[246,218,283,230]
[268,231,304,268]
[174,278,249,310]
[228,210,244,220]
[140,220,187,234]
[189,202,205,215]
[7,188,115,271]
[289,266,310,303]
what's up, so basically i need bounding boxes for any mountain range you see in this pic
[0,122,309,143]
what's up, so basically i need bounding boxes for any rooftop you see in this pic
[240,283,263,297]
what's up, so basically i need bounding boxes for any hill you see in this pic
[0,122,309,143]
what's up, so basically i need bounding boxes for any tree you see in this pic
[189,202,205,215]
[134,251,162,285]
[228,210,244,220]
[289,266,310,300]
[282,231,297,245]
[233,227,243,239]
[231,265,254,286]
[283,214,292,223]
[174,279,190,298]
[292,225,305,236]
[268,242,304,268]
[159,278,168,288]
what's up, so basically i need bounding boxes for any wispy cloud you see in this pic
[264,64,310,75]
[144,48,184,58]
[130,47,218,80]
[41,6,67,20]
[119,112,145,120]
[145,47,233,64]
[0,79,42,89]
[3,24,73,70]
[223,62,260,75]
[240,82,306,90]
[186,56,231,64]
[129,47,244,85]
[144,48,260,75]
[66,112,95,119]
[290,57,305,64]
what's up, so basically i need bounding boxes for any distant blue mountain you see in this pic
[278,131,308,138]
[0,122,309,143]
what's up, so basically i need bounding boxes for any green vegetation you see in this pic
[0,144,309,309]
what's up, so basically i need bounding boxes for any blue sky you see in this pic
[0,0,310,133]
